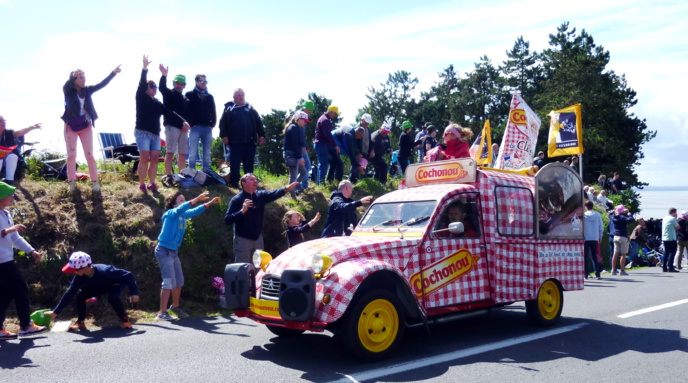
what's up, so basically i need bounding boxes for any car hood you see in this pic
[263,236,420,275]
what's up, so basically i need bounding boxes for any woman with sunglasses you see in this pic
[440,123,473,159]
[62,63,121,192]
[136,55,190,192]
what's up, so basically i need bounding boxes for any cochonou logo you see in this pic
[410,249,480,297]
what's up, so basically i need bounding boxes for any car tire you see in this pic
[342,289,405,361]
[526,279,563,326]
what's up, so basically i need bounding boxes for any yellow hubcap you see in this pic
[537,281,561,320]
[357,299,399,352]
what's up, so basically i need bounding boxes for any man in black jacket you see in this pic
[224,174,297,263]
[185,74,216,171]
[369,124,392,183]
[321,180,372,237]
[159,65,189,183]
[219,88,265,187]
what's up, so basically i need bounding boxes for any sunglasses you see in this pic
[173,82,186,86]
[197,80,208,84]
[148,84,158,89]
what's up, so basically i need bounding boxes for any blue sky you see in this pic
[1,0,686,186]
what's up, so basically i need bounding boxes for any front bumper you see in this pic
[234,297,327,332]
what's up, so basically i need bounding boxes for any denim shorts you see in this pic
[134,129,161,151]
[154,245,184,289]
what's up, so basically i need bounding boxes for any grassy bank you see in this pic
[5,169,396,329]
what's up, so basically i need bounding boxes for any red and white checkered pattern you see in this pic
[253,168,583,324]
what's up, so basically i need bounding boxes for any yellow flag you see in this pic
[548,104,583,157]
[469,120,493,166]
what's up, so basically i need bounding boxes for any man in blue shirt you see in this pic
[662,208,680,272]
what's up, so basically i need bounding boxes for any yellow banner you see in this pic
[548,104,583,157]
[249,297,280,318]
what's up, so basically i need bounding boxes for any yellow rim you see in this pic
[357,299,399,353]
[537,280,561,321]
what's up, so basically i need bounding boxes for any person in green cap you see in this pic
[398,120,423,174]
[159,65,190,186]
[0,182,47,338]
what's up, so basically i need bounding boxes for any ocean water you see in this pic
[636,187,688,219]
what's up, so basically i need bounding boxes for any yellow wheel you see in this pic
[526,280,563,326]
[343,290,405,361]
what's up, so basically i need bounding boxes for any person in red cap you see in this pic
[283,111,310,197]
[0,181,47,338]
[45,251,139,330]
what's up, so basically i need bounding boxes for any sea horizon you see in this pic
[634,187,688,219]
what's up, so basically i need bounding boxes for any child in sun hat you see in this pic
[45,251,140,330]
[155,190,220,321]
[0,181,47,338]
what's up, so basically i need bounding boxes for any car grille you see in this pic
[260,274,280,300]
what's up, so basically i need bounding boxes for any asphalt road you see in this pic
[2,266,687,383]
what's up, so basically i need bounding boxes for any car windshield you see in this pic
[358,201,437,229]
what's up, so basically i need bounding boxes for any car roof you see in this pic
[374,183,479,203]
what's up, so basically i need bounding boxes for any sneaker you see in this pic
[121,321,133,329]
[69,322,87,331]
[169,306,190,319]
[0,329,17,339]
[92,181,100,192]
[161,175,173,187]
[156,311,175,321]
[147,183,158,192]
[620,270,629,276]
[669,269,680,273]
[69,181,76,192]
[612,269,619,275]
[139,184,147,192]
[596,276,602,280]
[18,323,47,336]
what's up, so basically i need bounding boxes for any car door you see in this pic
[412,193,491,310]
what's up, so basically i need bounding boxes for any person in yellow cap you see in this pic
[0,182,47,338]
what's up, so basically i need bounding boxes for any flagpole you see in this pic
[578,153,583,179]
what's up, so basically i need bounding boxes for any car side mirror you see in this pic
[448,222,464,234]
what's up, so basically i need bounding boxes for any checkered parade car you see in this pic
[224,159,585,360]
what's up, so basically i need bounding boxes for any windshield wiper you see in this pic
[395,215,430,239]
[372,219,400,231]
[404,215,431,226]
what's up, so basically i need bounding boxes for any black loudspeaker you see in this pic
[224,263,256,310]
[279,268,316,322]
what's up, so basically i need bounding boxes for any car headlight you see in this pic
[310,253,333,278]
[252,250,272,271]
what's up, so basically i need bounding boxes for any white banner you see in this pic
[494,93,541,170]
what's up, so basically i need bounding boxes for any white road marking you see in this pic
[617,299,688,319]
[331,323,588,383]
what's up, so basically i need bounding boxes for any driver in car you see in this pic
[436,203,477,238]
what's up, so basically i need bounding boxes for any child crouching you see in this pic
[46,251,139,330]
